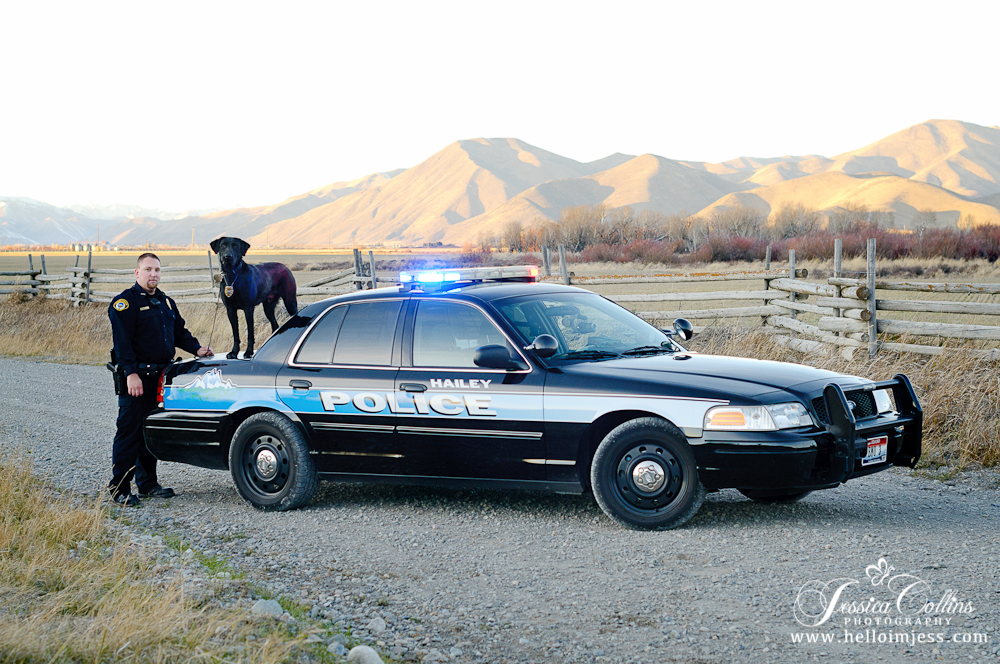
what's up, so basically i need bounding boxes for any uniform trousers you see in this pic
[109,373,159,496]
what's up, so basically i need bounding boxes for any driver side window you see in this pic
[412,301,510,368]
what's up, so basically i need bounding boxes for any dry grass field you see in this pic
[0,450,308,663]
[2,254,998,468]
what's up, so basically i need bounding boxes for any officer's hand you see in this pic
[197,346,214,357]
[126,373,143,397]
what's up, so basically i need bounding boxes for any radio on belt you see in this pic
[143,264,922,530]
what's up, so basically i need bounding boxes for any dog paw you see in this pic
[244,350,254,359]
[226,351,238,359]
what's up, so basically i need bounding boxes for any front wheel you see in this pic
[229,412,317,511]
[591,417,705,530]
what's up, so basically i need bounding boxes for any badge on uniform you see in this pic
[113,299,129,311]
[224,286,234,298]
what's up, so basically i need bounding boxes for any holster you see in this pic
[107,350,126,396]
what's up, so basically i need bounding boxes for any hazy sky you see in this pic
[2,0,997,211]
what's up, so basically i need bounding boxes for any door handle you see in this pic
[289,380,312,389]
[399,383,427,393]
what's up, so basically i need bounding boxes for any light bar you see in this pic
[398,265,540,290]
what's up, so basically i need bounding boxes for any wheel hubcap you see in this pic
[631,460,665,493]
[615,444,682,510]
[255,449,278,479]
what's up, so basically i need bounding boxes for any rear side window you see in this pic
[332,301,403,366]
[295,305,348,364]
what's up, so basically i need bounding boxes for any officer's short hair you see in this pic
[137,252,160,267]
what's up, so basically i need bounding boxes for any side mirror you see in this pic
[525,334,559,359]
[474,345,526,370]
[663,318,694,342]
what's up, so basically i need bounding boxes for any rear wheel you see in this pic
[591,417,705,530]
[229,412,317,511]
[738,488,813,503]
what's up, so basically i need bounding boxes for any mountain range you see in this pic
[3,119,999,247]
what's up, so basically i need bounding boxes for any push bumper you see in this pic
[693,374,923,491]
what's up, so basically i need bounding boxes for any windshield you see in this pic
[492,291,684,361]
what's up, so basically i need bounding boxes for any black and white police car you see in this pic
[144,265,922,530]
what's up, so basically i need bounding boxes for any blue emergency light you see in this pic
[398,265,540,291]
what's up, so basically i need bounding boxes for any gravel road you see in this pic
[2,357,998,663]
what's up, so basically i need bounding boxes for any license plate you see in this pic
[862,435,888,466]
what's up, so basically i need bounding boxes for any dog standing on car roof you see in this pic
[107,252,214,506]
[210,236,298,360]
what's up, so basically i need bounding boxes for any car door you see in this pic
[394,298,546,480]
[277,298,404,474]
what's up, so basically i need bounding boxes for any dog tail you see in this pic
[283,281,298,317]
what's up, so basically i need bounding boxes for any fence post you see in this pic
[368,251,378,289]
[542,246,551,276]
[84,250,93,305]
[558,245,570,285]
[867,238,877,358]
[39,254,46,300]
[761,245,773,328]
[788,249,796,321]
[353,249,364,290]
[28,254,33,271]
[832,239,842,336]
[71,255,80,306]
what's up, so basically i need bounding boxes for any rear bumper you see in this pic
[693,374,922,491]
[143,408,229,470]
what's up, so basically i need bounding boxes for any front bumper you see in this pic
[693,374,923,491]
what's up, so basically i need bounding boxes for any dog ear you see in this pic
[237,238,251,257]
[209,237,223,254]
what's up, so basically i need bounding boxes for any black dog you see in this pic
[210,237,298,359]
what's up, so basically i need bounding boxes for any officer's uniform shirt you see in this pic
[109,282,201,377]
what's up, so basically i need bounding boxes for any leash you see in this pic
[207,268,233,352]
[207,295,221,352]
[206,266,239,353]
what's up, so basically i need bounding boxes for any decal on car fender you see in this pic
[178,368,235,390]
[320,391,497,417]
[428,378,491,389]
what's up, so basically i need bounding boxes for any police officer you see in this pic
[108,252,213,506]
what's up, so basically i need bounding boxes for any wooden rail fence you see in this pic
[5,243,999,359]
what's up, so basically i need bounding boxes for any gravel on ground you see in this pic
[1,357,998,663]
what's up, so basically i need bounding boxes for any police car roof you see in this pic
[297,280,586,317]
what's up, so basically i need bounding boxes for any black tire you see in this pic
[738,488,813,503]
[590,417,705,530]
[229,412,317,511]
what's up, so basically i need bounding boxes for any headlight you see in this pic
[704,402,813,431]
[765,402,814,428]
[873,389,894,414]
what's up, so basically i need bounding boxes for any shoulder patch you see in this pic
[113,299,129,312]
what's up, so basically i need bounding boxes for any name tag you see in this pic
[140,306,150,311]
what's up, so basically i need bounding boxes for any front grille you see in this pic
[812,390,877,424]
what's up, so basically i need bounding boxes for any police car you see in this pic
[144,265,922,530]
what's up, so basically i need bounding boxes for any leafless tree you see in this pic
[501,220,524,253]
[709,205,767,238]
[769,202,822,239]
